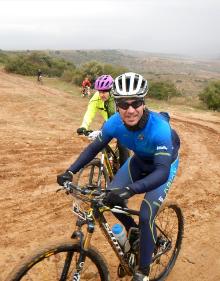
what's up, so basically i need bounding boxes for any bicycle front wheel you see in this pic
[76,158,109,189]
[150,201,184,281]
[6,239,110,281]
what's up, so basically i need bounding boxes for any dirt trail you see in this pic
[0,70,220,281]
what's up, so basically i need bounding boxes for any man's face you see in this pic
[99,91,109,101]
[116,98,144,126]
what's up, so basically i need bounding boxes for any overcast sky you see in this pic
[0,0,220,57]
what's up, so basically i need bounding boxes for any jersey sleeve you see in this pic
[81,94,99,129]
[68,128,112,173]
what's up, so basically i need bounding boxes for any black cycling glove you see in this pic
[77,127,86,135]
[57,170,73,186]
[103,187,135,208]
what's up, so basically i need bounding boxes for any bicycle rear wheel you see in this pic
[150,201,184,281]
[76,158,109,189]
[6,239,110,281]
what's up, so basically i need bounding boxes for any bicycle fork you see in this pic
[103,150,114,180]
[70,221,94,280]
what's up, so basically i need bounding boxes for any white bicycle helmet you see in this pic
[113,72,148,99]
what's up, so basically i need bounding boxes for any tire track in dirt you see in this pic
[0,70,220,280]
[167,117,220,281]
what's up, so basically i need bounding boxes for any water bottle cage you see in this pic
[128,228,139,251]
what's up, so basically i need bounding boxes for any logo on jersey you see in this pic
[137,134,144,141]
[156,145,168,150]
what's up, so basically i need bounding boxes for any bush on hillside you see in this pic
[0,52,9,64]
[5,52,76,77]
[80,60,103,84]
[62,69,76,83]
[70,69,84,85]
[199,81,220,111]
[148,81,181,101]
[102,64,128,79]
[71,61,129,86]
[3,50,129,87]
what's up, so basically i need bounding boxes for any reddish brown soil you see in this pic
[0,70,219,281]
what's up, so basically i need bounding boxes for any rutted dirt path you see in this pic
[0,70,219,281]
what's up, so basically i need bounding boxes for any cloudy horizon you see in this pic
[1,0,220,58]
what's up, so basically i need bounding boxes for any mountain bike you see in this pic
[37,75,43,85]
[6,181,184,281]
[81,86,91,98]
[76,130,120,189]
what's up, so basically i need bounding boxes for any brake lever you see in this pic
[56,187,63,193]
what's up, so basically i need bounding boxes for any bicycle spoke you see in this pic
[150,204,183,280]
[17,250,103,281]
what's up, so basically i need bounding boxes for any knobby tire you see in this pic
[6,239,110,281]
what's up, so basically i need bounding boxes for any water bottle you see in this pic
[112,223,127,246]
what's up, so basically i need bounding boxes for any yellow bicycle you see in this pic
[6,181,184,281]
[76,130,121,190]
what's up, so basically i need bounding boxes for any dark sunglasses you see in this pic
[116,99,144,110]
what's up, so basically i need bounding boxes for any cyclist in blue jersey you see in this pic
[57,72,180,281]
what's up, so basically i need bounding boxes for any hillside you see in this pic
[2,49,220,96]
[0,70,220,280]
[49,49,220,75]
[49,49,220,96]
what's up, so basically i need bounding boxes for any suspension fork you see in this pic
[71,220,95,276]
[103,150,114,180]
[96,151,106,188]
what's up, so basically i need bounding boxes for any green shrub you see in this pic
[199,81,220,111]
[71,61,129,86]
[3,51,129,88]
[0,52,9,64]
[102,63,128,78]
[5,52,76,77]
[148,81,181,101]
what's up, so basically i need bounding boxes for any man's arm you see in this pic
[68,133,112,173]
[80,94,99,129]
[129,130,173,194]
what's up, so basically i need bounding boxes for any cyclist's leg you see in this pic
[117,140,130,167]
[138,157,179,269]
[107,155,146,230]
[87,87,91,96]
[107,154,148,189]
[107,157,138,230]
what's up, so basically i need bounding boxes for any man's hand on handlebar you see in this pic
[77,127,87,135]
[103,187,135,208]
[57,170,73,186]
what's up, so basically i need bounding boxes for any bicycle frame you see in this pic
[80,130,120,184]
[71,199,139,276]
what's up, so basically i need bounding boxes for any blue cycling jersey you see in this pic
[101,111,176,161]
[68,111,180,193]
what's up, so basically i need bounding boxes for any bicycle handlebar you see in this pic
[62,181,140,216]
[63,181,102,197]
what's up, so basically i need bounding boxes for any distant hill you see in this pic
[48,49,220,77]
[2,49,220,96]
[48,49,220,96]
